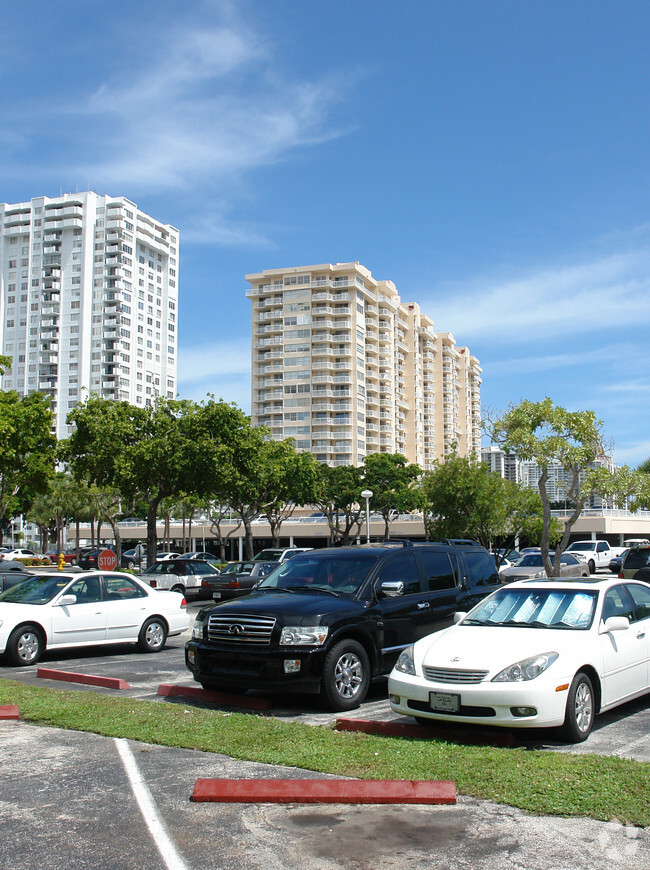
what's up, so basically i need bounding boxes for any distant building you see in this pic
[0,192,178,437]
[519,455,615,508]
[481,446,520,482]
[246,262,481,468]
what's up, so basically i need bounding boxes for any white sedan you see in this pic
[0,571,190,666]
[388,576,650,742]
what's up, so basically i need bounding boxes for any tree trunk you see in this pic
[146,500,160,569]
[242,515,254,559]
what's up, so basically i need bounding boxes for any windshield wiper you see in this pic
[287,585,341,597]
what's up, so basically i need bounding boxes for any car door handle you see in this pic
[637,631,646,639]
[417,601,430,609]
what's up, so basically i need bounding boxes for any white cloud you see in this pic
[424,238,650,343]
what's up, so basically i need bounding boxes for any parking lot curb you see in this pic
[157,683,272,710]
[191,778,457,804]
[0,705,20,720]
[335,717,516,747]
[36,668,131,690]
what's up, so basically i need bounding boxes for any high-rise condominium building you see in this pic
[246,262,481,468]
[0,192,178,437]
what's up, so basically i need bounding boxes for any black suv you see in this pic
[185,540,501,711]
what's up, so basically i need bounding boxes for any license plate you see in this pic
[429,691,460,713]
[213,592,222,599]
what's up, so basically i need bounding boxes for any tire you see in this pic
[562,672,595,743]
[70,558,78,566]
[320,639,370,712]
[137,617,167,653]
[170,584,185,596]
[6,624,44,666]
[126,560,136,570]
[588,560,596,575]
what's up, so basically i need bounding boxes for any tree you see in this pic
[420,453,555,552]
[487,398,629,577]
[0,391,57,537]
[361,453,422,539]
[62,396,243,566]
[313,464,364,544]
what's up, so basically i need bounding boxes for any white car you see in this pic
[0,571,190,666]
[388,576,650,742]
[0,548,50,563]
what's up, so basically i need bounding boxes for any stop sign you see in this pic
[97,549,118,571]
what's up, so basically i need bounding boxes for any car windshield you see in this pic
[0,574,73,605]
[256,552,381,597]
[516,555,544,567]
[570,543,595,551]
[463,587,597,630]
[221,562,254,574]
[254,549,283,561]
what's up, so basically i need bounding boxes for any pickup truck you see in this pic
[564,540,625,574]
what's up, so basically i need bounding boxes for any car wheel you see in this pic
[588,559,596,575]
[70,557,77,566]
[320,639,370,712]
[6,624,44,666]
[170,584,186,596]
[562,672,595,743]
[126,560,136,570]
[137,617,167,653]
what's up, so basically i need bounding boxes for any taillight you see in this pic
[618,572,623,579]
[181,597,187,607]
[227,581,241,588]
[149,579,157,587]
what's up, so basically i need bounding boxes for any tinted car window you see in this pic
[417,551,457,591]
[192,562,218,575]
[623,548,650,571]
[464,550,500,586]
[104,575,146,600]
[626,583,650,621]
[602,587,635,622]
[375,550,420,595]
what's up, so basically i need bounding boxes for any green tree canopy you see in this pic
[0,391,57,531]
[314,464,364,544]
[361,453,422,539]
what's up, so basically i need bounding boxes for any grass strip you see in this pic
[1,678,647,826]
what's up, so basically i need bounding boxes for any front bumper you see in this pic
[185,639,327,694]
[388,670,571,729]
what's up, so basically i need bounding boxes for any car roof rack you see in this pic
[442,539,481,547]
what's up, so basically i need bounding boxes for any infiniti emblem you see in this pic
[229,624,245,635]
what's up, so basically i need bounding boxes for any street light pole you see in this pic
[361,489,373,545]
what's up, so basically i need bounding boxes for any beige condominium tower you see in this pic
[246,261,481,468]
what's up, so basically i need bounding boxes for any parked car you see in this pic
[175,551,221,564]
[156,551,181,561]
[565,540,625,574]
[0,571,190,666]
[140,558,221,598]
[200,560,280,601]
[80,546,144,571]
[0,568,32,592]
[186,540,502,711]
[44,549,78,566]
[388,576,650,742]
[0,548,51,564]
[609,549,630,574]
[0,559,30,573]
[618,546,650,580]
[251,547,312,563]
[500,552,589,582]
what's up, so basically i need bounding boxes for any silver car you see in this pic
[500,552,590,582]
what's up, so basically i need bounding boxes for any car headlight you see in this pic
[533,570,547,579]
[394,645,416,676]
[492,652,558,682]
[191,617,206,640]
[280,625,328,646]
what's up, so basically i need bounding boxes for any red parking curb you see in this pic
[0,705,20,720]
[157,683,272,710]
[335,717,515,747]
[191,778,456,804]
[36,668,130,690]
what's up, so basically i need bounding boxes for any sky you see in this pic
[2,0,649,466]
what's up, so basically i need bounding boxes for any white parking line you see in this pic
[115,738,190,870]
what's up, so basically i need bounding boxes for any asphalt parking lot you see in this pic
[2,598,650,869]
[1,599,649,761]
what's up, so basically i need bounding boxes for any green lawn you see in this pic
[1,678,647,826]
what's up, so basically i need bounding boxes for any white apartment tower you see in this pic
[246,262,481,468]
[0,192,178,437]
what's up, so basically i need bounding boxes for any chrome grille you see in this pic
[423,666,488,684]
[207,614,276,645]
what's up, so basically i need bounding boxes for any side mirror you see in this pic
[453,611,467,624]
[58,594,77,606]
[600,616,630,634]
[380,580,405,598]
